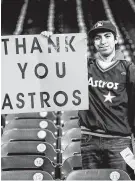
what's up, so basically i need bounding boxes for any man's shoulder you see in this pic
[119,59,133,70]
[87,57,96,66]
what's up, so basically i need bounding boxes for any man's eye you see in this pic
[95,37,100,40]
[106,35,111,38]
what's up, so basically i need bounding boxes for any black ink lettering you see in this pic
[72,90,81,105]
[2,39,9,55]
[56,62,66,78]
[54,91,68,107]
[2,94,13,109]
[48,37,60,53]
[40,92,50,107]
[17,63,28,79]
[16,38,26,54]
[16,93,25,108]
[65,36,75,52]
[31,37,43,53]
[35,63,48,79]
[28,92,35,108]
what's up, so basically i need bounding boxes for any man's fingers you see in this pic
[41,31,53,38]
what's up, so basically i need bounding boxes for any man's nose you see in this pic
[101,37,106,44]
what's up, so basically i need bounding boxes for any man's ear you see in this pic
[115,36,118,44]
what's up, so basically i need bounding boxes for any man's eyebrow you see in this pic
[104,32,112,35]
[95,32,112,36]
[94,34,101,37]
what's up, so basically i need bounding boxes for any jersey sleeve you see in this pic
[128,62,135,133]
[128,62,135,84]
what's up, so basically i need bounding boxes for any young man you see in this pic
[41,20,135,176]
[78,20,135,176]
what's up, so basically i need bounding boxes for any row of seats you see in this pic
[2,111,133,180]
[4,116,80,137]
[2,169,131,180]
[1,111,82,180]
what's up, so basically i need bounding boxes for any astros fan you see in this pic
[78,20,135,177]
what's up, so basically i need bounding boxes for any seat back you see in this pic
[62,141,81,163]
[60,155,82,179]
[61,118,79,135]
[2,155,55,178]
[60,111,78,125]
[1,170,53,180]
[61,128,81,151]
[65,169,131,180]
[2,129,57,149]
[1,141,58,163]
[5,112,56,120]
[4,119,58,137]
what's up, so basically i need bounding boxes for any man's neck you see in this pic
[98,50,115,62]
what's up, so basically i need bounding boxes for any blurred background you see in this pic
[1,0,135,63]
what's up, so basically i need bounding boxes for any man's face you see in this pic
[93,31,118,57]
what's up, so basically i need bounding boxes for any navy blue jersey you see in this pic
[78,51,135,136]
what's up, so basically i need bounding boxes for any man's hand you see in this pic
[40,31,53,38]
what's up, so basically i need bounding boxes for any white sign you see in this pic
[120,147,135,170]
[1,33,88,114]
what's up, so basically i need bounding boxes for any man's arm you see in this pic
[128,62,135,134]
[128,62,135,84]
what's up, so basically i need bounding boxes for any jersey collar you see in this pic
[95,50,125,72]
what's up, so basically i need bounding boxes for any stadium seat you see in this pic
[1,127,4,135]
[4,119,58,136]
[60,155,82,179]
[61,128,81,151]
[65,169,131,180]
[62,141,81,163]
[61,118,80,135]
[1,170,53,180]
[1,129,57,149]
[1,115,6,128]
[5,113,44,120]
[1,141,58,163]
[60,111,79,125]
[1,155,55,178]
[5,112,57,120]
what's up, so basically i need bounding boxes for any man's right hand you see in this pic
[40,31,53,38]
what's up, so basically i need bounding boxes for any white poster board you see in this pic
[1,33,88,114]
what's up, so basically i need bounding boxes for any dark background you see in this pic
[1,0,135,63]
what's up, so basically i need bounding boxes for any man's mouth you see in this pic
[99,46,109,49]
[99,46,109,50]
